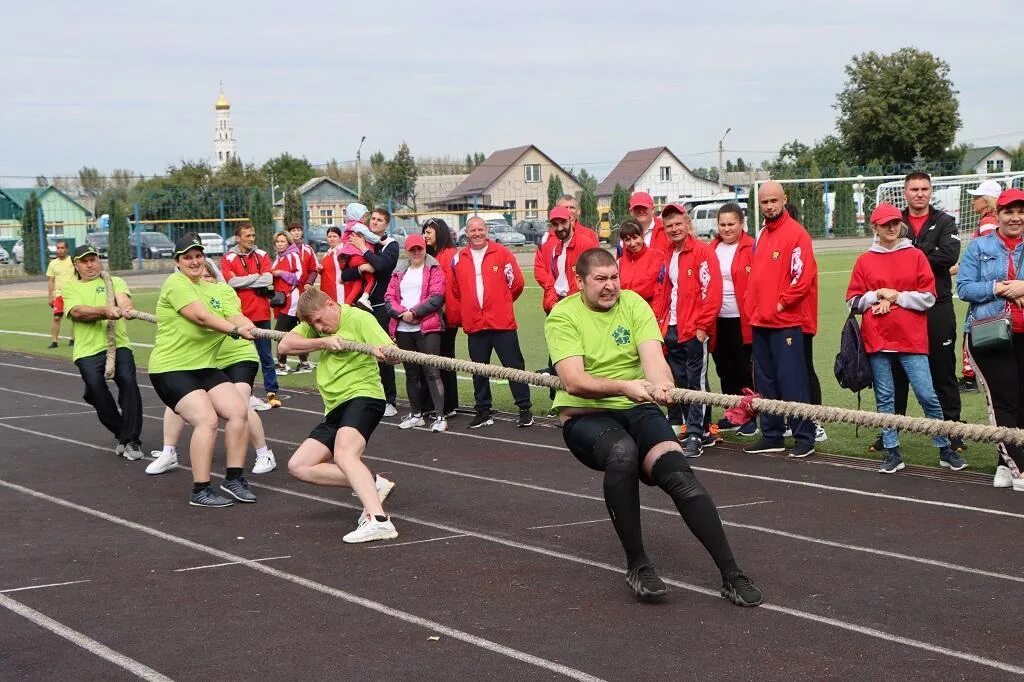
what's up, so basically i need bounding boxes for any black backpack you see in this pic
[834,312,873,393]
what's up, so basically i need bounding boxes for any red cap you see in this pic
[661,203,689,218]
[405,234,426,250]
[997,188,1024,208]
[870,203,903,225]
[629,191,654,209]
[549,206,572,222]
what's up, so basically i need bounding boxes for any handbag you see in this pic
[969,244,1024,352]
[270,290,287,308]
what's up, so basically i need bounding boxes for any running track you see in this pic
[0,351,1021,680]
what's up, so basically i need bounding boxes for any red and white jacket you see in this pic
[659,235,723,344]
[846,240,936,354]
[617,217,671,257]
[221,246,273,322]
[297,241,319,290]
[745,211,818,329]
[320,247,341,302]
[450,240,524,333]
[710,233,755,344]
[434,246,460,328]
[271,245,303,317]
[534,226,600,312]
[618,245,668,319]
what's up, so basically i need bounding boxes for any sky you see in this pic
[2,0,1022,184]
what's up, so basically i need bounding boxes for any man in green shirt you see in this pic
[545,247,762,606]
[62,244,144,460]
[279,287,400,544]
[46,240,76,348]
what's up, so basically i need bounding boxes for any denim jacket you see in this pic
[956,232,1024,325]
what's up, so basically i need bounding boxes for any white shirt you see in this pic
[553,239,570,297]
[397,265,424,332]
[716,241,740,318]
[471,247,487,308]
[643,221,655,247]
[668,251,679,327]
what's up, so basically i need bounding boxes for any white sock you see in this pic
[162,446,177,456]
[256,446,271,458]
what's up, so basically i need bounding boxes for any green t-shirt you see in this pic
[294,304,393,414]
[212,282,258,369]
[46,257,75,296]
[149,272,228,373]
[545,289,664,411]
[62,276,132,361]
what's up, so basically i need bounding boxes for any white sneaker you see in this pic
[252,450,277,474]
[383,403,398,417]
[249,396,271,411]
[376,475,395,504]
[122,442,144,461]
[399,413,425,429]
[430,418,448,433]
[994,465,1013,488]
[815,425,828,443]
[343,513,397,544]
[783,428,793,438]
[1013,476,1024,493]
[356,293,373,310]
[146,451,178,475]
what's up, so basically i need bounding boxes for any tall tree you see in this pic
[248,188,275,252]
[107,198,131,271]
[35,175,48,188]
[382,142,417,207]
[546,174,564,211]
[580,184,598,230]
[835,47,961,164]
[20,193,43,274]
[283,190,303,227]
[78,166,104,196]
[802,162,826,237]
[832,165,857,236]
[575,168,598,193]
[610,184,630,227]
[261,153,315,192]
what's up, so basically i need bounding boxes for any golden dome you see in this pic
[215,91,230,110]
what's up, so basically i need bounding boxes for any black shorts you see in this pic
[221,360,259,386]
[275,314,299,333]
[562,403,680,485]
[150,368,232,410]
[307,397,386,451]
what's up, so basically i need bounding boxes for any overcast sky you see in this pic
[2,0,1021,183]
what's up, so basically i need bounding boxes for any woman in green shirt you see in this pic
[149,235,257,508]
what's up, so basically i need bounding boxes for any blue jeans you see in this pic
[254,320,279,393]
[868,352,950,449]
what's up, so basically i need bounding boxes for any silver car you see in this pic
[197,232,225,256]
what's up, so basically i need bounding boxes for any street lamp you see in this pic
[718,127,731,191]
[356,135,367,198]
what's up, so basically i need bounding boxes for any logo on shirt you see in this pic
[772,250,780,261]
[209,297,223,311]
[94,285,106,295]
[612,325,631,346]
[698,261,711,300]
[745,265,751,274]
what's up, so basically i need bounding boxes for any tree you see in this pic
[610,184,630,227]
[20,193,43,274]
[78,166,104,196]
[283,190,303,227]
[107,198,131,271]
[248,188,275,252]
[832,165,857,236]
[546,174,564,211]
[474,152,486,166]
[379,142,417,207]
[801,162,826,237]
[580,184,598,230]
[835,47,961,164]
[575,168,598,194]
[261,153,315,192]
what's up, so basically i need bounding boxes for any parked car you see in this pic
[197,232,225,256]
[386,224,414,250]
[86,231,109,258]
[457,220,527,247]
[304,227,330,253]
[689,203,746,240]
[129,231,175,259]
[0,244,9,264]
[514,220,548,246]
[12,236,62,264]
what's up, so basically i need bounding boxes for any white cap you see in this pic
[967,179,1003,198]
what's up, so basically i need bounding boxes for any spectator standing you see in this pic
[958,179,1003,393]
[46,240,75,348]
[617,219,668,316]
[271,230,308,374]
[288,222,320,292]
[422,217,460,416]
[619,191,671,256]
[319,226,343,302]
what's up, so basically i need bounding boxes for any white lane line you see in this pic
[716,500,773,509]
[173,555,292,573]
[0,478,604,682]
[4,398,1024,588]
[0,593,173,681]
[528,519,608,530]
[1,579,92,594]
[0,332,156,348]
[0,411,95,420]
[3,432,1024,676]
[366,534,468,549]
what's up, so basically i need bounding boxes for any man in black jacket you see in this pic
[888,172,964,450]
[341,206,400,416]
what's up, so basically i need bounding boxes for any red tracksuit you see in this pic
[618,245,668,319]
[535,227,600,312]
[710,233,754,344]
[659,235,723,343]
[450,241,525,333]
[745,212,817,329]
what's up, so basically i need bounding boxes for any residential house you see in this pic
[961,146,1013,176]
[0,186,92,244]
[595,147,723,209]
[293,176,359,229]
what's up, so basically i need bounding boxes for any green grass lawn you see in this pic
[0,252,994,472]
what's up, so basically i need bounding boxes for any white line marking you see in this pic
[0,478,604,682]
[0,579,92,593]
[0,593,173,681]
[3,430,1024,675]
[0,410,95,420]
[0,331,155,348]
[366,534,468,549]
[716,500,774,509]
[528,519,608,530]
[173,555,292,573]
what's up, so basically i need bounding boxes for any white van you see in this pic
[688,203,746,240]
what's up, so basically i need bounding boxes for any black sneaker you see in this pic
[626,564,668,600]
[682,435,703,458]
[469,411,494,429]
[220,477,257,503]
[939,447,968,471]
[957,376,978,393]
[737,420,758,437]
[518,409,534,428]
[47,341,58,349]
[880,447,905,474]
[68,339,74,347]
[716,417,738,432]
[721,570,763,607]
[789,442,815,459]
[743,438,785,454]
[190,486,234,508]
[949,436,967,453]
[868,435,884,452]
[701,432,720,447]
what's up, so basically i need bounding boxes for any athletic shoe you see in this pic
[220,477,257,503]
[994,465,1013,489]
[190,487,234,508]
[783,427,793,438]
[444,409,458,418]
[376,475,396,504]
[293,362,314,374]
[701,431,720,447]
[720,570,763,607]
[716,417,739,432]
[949,437,967,453]
[534,367,552,375]
[343,513,398,544]
[146,451,178,475]
[46,341,58,349]
[1013,478,1024,493]
[275,362,290,375]
[737,420,758,437]
[814,424,828,443]
[399,413,425,430]
[518,409,534,428]
[957,376,979,393]
[122,442,144,461]
[252,450,277,474]
[249,395,271,411]
[743,438,785,454]
[789,442,815,459]
[545,409,558,418]
[868,435,884,452]
[682,435,703,459]
[383,403,399,417]
[68,339,74,347]
[879,447,905,474]
[266,392,282,409]
[115,442,126,457]
[939,447,968,471]
[625,564,668,600]
[469,411,494,429]
[430,417,448,433]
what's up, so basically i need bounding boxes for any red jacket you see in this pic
[271,246,303,317]
[710,233,755,344]
[745,211,818,329]
[660,235,723,344]
[221,247,273,322]
[617,217,670,257]
[618,245,668,319]
[434,246,460,327]
[846,242,935,354]
[534,227,600,312]
[297,242,319,290]
[451,241,525,333]
[320,248,340,302]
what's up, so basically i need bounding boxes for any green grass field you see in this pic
[0,251,994,472]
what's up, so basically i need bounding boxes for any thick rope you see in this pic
[100,271,116,380]
[122,308,1024,447]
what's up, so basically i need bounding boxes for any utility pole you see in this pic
[718,127,731,191]
[356,135,366,198]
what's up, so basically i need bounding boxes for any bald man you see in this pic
[742,182,818,458]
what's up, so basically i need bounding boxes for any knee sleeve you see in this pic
[651,451,708,503]
[594,432,640,483]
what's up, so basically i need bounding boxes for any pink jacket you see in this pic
[384,255,446,336]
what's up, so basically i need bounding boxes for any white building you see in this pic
[212,86,237,171]
[596,146,723,208]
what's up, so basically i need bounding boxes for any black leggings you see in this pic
[969,333,1024,470]
[275,313,307,363]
